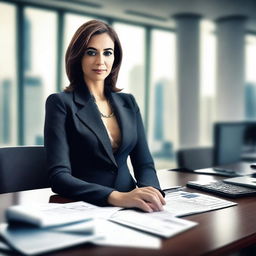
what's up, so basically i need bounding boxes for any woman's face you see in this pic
[81,33,115,85]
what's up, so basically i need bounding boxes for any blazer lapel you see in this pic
[110,93,136,154]
[74,88,117,167]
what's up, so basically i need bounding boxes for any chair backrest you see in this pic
[0,146,49,194]
[176,147,214,170]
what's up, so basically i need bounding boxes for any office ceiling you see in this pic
[25,0,256,31]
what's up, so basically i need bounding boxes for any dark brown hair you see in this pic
[65,20,122,92]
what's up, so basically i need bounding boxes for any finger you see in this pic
[135,199,153,213]
[146,202,162,212]
[131,188,163,211]
[156,191,166,205]
[141,187,166,205]
[139,191,164,211]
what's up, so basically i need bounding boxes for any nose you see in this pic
[95,53,105,65]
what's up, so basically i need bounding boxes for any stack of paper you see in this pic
[1,201,120,255]
[0,222,100,255]
[1,201,164,255]
[0,190,237,255]
[5,201,121,227]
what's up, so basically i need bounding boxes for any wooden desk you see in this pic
[0,170,255,256]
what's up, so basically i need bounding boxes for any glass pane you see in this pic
[200,20,216,145]
[148,29,176,168]
[113,23,146,117]
[0,3,17,146]
[245,35,256,119]
[62,14,97,89]
[24,8,57,145]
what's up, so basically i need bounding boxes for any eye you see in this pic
[104,50,113,56]
[86,50,97,56]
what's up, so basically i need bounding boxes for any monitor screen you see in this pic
[243,122,256,152]
[213,122,245,165]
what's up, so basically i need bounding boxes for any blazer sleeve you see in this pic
[44,93,115,206]
[128,95,162,191]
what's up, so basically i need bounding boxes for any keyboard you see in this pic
[186,180,256,198]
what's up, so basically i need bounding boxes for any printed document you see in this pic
[92,219,161,249]
[6,201,121,227]
[163,190,237,217]
[109,209,197,238]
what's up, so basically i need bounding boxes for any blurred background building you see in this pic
[1,0,256,169]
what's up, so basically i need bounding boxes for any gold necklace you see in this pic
[92,95,114,118]
[99,111,114,118]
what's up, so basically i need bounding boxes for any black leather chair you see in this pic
[0,146,49,194]
[176,147,214,170]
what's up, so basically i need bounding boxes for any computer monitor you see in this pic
[243,122,256,152]
[213,122,245,165]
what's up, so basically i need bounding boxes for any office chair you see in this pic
[176,147,214,170]
[0,146,49,194]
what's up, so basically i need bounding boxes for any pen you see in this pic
[163,186,183,194]
[213,168,236,174]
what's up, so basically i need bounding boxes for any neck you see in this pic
[84,79,105,101]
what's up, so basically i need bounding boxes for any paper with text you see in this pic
[6,201,121,227]
[163,190,237,216]
[109,209,197,238]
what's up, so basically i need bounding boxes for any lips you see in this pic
[92,69,107,74]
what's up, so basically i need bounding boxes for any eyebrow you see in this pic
[86,47,114,51]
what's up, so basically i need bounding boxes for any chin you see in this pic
[94,77,106,82]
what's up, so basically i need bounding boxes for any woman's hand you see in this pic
[108,187,166,212]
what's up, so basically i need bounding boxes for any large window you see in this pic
[148,29,176,168]
[200,20,216,145]
[23,8,57,145]
[0,2,177,169]
[113,23,146,117]
[0,3,17,146]
[245,34,256,119]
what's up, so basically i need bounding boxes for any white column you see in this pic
[216,16,247,121]
[174,14,201,148]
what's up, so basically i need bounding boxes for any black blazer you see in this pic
[44,85,161,206]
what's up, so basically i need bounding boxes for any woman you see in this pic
[44,20,165,212]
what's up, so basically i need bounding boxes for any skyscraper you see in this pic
[0,79,11,144]
[154,81,164,141]
[152,78,173,158]
[23,15,44,145]
[24,76,43,145]
[245,82,256,119]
